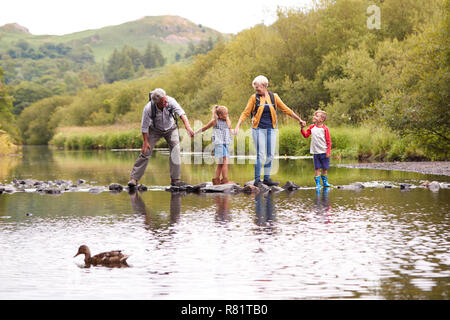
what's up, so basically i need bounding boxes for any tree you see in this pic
[11,81,53,115]
[18,95,73,144]
[378,0,450,158]
[152,44,166,67]
[122,45,143,72]
[143,42,156,68]
[321,45,383,124]
[0,67,17,139]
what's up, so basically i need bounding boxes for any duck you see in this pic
[74,245,129,267]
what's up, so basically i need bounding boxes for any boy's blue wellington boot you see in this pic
[321,175,332,188]
[314,176,322,189]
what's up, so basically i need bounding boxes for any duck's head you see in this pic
[74,245,90,257]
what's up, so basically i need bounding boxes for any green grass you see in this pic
[49,124,428,161]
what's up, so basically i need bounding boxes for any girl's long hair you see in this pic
[212,105,228,121]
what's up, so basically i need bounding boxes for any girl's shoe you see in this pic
[220,178,230,184]
[212,177,221,185]
[314,176,322,189]
[321,175,332,188]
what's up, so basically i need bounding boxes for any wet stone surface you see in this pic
[0,178,449,196]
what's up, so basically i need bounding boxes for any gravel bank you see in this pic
[335,161,450,176]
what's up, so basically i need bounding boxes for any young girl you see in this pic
[195,105,234,185]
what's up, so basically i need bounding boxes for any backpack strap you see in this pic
[251,91,276,119]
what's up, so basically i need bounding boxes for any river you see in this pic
[0,146,449,299]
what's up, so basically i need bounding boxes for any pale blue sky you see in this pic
[1,0,313,35]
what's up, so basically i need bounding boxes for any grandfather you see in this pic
[128,88,194,188]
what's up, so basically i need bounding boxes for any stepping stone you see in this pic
[282,181,300,191]
[202,183,240,193]
[108,183,123,192]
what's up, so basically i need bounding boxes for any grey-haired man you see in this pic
[128,88,194,187]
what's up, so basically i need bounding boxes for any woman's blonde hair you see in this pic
[212,105,228,120]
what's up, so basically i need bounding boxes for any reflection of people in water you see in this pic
[314,187,332,223]
[129,190,181,228]
[254,192,275,226]
[214,194,231,223]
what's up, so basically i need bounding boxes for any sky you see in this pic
[0,0,313,35]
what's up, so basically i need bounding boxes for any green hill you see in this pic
[0,15,227,63]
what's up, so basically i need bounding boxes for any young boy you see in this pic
[300,110,332,188]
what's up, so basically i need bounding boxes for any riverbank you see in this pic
[49,124,435,161]
[335,161,450,176]
[0,130,18,156]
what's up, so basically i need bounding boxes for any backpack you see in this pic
[148,92,178,127]
[251,91,276,119]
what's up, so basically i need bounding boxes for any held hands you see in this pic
[299,119,306,128]
[186,127,195,137]
[194,128,202,136]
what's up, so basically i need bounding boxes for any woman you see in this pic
[234,75,306,187]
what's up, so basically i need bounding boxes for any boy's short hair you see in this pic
[315,110,327,121]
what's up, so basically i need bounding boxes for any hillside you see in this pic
[0,15,228,63]
[0,15,228,118]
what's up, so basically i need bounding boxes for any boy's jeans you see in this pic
[252,128,276,181]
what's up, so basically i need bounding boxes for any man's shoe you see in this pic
[128,179,137,188]
[263,178,280,186]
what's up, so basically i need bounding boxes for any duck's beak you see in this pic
[74,252,80,258]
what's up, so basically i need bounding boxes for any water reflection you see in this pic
[214,194,231,223]
[254,192,275,228]
[129,190,181,230]
[314,188,332,224]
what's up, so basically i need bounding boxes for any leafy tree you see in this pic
[378,0,450,158]
[11,81,53,114]
[143,42,156,68]
[122,45,143,72]
[0,67,18,139]
[68,44,95,64]
[152,44,166,67]
[18,95,73,144]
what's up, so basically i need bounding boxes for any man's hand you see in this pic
[326,153,330,158]
[141,141,151,154]
[186,127,195,137]
[180,114,194,137]
[299,119,306,128]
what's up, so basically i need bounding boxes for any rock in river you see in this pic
[108,183,123,192]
